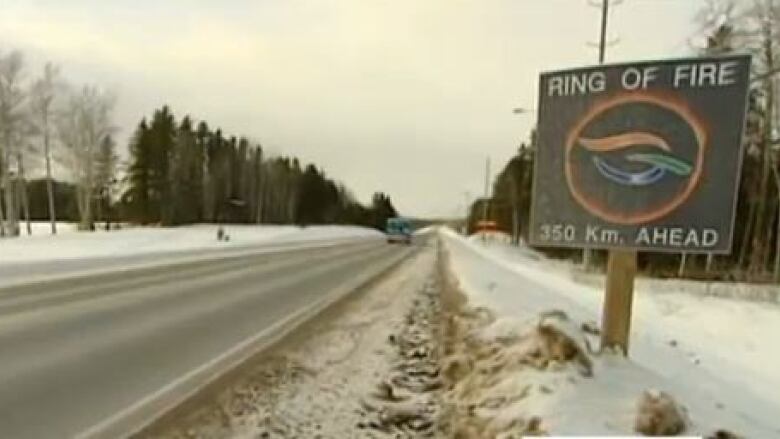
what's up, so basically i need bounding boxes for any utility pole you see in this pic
[588,0,621,63]
[598,0,609,64]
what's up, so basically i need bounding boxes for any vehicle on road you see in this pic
[386,217,412,244]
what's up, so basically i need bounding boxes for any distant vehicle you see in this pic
[385,217,412,244]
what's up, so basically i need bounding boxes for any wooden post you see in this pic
[600,249,637,355]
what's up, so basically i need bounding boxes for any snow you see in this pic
[441,227,780,437]
[0,224,382,264]
[467,230,513,245]
[0,224,384,287]
[15,221,80,236]
[413,225,435,235]
[141,244,441,438]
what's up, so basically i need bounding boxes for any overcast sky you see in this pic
[1,0,707,218]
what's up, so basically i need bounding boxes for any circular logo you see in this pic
[565,92,706,225]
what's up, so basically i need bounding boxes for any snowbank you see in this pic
[440,227,780,437]
[467,230,513,245]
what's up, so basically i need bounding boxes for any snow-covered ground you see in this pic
[0,223,384,288]
[441,227,780,437]
[0,224,382,265]
[140,244,442,438]
[13,221,80,236]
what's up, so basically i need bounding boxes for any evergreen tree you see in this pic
[370,192,398,229]
[297,164,328,225]
[126,119,152,223]
[148,105,176,225]
[171,116,203,224]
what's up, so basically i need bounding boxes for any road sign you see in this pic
[530,55,751,253]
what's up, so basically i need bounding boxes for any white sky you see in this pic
[0,0,707,217]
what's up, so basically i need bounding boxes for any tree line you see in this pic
[476,0,780,282]
[123,105,397,229]
[0,49,398,237]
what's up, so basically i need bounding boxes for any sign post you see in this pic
[602,249,636,353]
[530,55,751,354]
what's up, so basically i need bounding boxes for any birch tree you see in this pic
[0,50,26,237]
[29,63,62,234]
[14,132,36,235]
[57,85,115,231]
[94,134,117,228]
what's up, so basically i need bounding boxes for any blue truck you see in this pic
[385,217,412,244]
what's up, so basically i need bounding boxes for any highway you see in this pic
[0,238,414,439]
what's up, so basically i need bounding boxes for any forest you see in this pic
[0,52,397,237]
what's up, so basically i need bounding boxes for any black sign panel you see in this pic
[529,55,751,253]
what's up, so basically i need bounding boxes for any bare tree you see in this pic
[15,109,38,236]
[16,148,31,235]
[0,49,26,237]
[94,134,118,229]
[29,63,63,234]
[57,85,115,231]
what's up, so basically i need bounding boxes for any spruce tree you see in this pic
[126,119,152,223]
[148,105,176,225]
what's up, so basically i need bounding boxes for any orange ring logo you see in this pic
[564,92,707,225]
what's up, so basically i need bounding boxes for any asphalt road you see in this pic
[0,238,414,439]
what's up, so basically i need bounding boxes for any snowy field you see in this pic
[0,223,384,287]
[441,228,780,437]
[17,221,80,236]
[0,223,382,264]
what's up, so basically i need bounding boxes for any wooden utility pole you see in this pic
[598,0,609,63]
